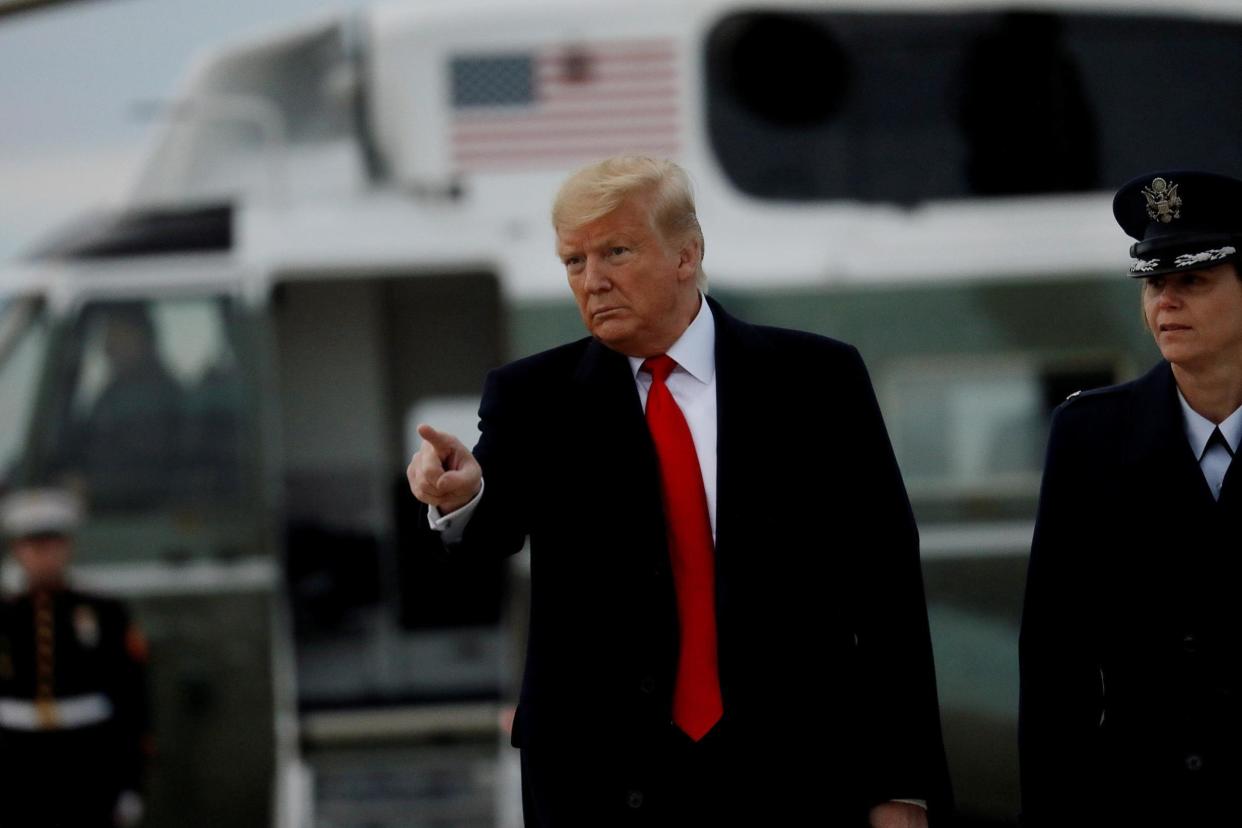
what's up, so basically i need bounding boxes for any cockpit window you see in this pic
[706,10,1242,202]
[0,298,49,491]
[33,297,253,513]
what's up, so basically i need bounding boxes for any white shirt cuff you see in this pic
[426,478,484,544]
[891,799,927,809]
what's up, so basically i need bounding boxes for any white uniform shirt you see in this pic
[1177,391,1242,501]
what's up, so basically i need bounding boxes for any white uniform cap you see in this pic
[1,488,83,538]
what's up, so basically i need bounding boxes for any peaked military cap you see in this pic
[1,488,83,539]
[1113,170,1242,277]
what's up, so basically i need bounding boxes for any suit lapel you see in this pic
[1128,361,1242,521]
[572,335,646,431]
[1217,436,1242,510]
[1130,364,1242,632]
[707,296,773,696]
[1128,361,1217,516]
[572,337,666,556]
[571,337,681,680]
[1125,361,1230,616]
[709,296,766,560]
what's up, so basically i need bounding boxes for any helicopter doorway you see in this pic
[269,270,507,712]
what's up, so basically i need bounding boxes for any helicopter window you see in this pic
[34,297,251,513]
[706,13,850,130]
[890,360,1045,496]
[886,356,1118,503]
[0,298,49,491]
[706,9,1242,202]
[273,273,507,707]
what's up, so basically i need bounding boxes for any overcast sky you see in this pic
[0,0,372,261]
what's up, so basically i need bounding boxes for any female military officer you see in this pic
[1019,171,1242,824]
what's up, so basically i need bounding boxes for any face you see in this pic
[104,318,149,368]
[10,534,72,589]
[557,195,701,357]
[1142,263,1242,370]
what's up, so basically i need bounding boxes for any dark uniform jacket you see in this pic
[420,297,951,826]
[0,587,150,826]
[1020,360,1241,824]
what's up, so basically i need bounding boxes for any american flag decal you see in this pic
[448,39,681,170]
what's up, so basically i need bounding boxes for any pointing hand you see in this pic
[407,424,483,514]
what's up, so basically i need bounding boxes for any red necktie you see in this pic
[641,355,723,741]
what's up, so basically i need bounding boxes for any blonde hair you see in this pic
[552,156,707,290]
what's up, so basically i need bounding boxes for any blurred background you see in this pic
[2,0,1241,825]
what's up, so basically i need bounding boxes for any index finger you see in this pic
[417,423,457,458]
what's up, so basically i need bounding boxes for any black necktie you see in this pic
[1209,428,1235,457]
[1204,428,1234,501]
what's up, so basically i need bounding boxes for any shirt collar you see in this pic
[627,293,716,384]
[1177,390,1242,458]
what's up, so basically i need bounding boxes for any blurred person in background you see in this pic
[0,488,152,827]
[408,156,951,827]
[1020,171,1242,824]
[59,303,183,508]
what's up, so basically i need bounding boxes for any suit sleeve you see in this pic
[416,366,531,560]
[839,346,953,819]
[1018,402,1104,825]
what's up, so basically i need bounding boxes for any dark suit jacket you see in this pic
[422,297,950,826]
[1019,360,1242,824]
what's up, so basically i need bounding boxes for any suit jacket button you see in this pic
[1185,753,1204,772]
[639,676,656,695]
[627,790,644,809]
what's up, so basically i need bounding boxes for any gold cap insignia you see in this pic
[1143,177,1182,224]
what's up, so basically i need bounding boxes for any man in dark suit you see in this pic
[408,156,950,826]
[1020,171,1242,824]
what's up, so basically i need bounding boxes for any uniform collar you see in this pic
[627,293,716,385]
[1177,389,1242,458]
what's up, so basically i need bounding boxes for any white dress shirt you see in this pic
[1177,391,1242,501]
[429,294,717,540]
